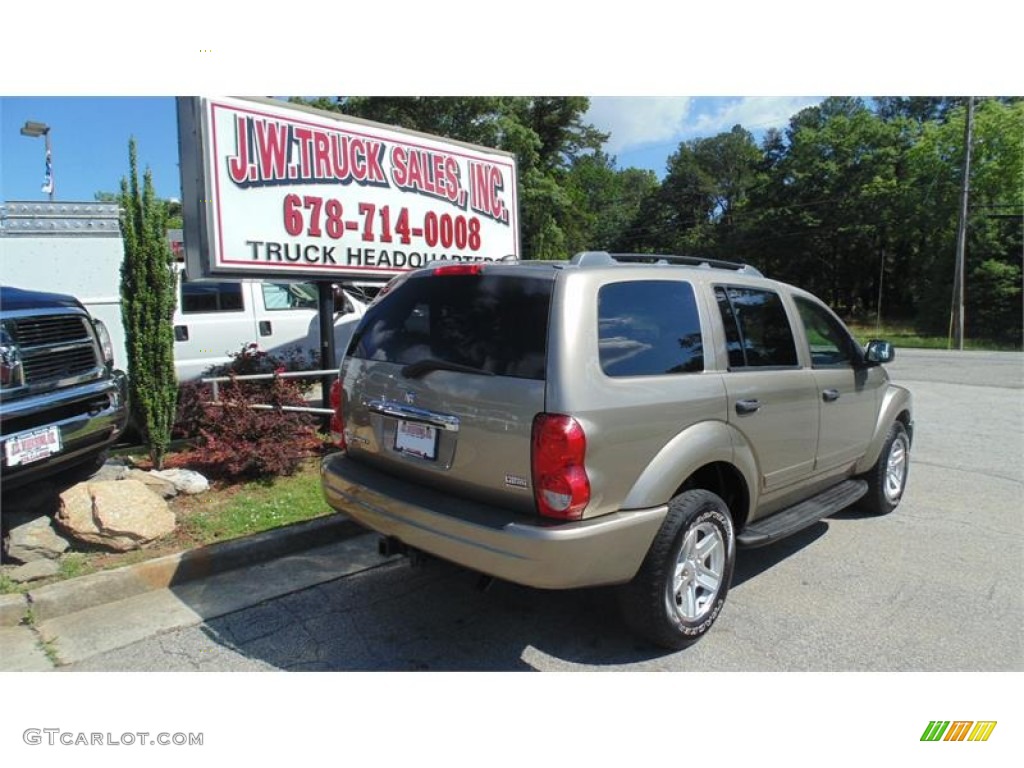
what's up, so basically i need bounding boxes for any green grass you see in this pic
[0,572,24,595]
[57,553,96,581]
[179,459,330,545]
[847,323,1020,351]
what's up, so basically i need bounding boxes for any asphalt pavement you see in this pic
[0,347,1020,672]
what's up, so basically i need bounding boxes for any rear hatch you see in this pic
[340,264,555,514]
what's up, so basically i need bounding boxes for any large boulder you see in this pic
[56,479,176,552]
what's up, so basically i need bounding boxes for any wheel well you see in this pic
[677,462,749,531]
[896,410,913,444]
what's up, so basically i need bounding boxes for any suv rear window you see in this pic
[598,280,703,376]
[349,273,553,380]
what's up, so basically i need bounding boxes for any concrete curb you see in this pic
[2,514,366,626]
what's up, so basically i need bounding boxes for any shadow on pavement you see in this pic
[188,522,829,672]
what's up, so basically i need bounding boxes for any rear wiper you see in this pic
[401,358,495,378]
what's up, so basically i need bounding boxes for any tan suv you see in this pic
[321,252,913,649]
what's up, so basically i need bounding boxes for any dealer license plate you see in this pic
[4,425,63,467]
[394,420,438,460]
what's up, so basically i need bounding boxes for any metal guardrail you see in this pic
[200,369,337,416]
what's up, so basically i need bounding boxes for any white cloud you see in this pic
[689,97,824,137]
[585,98,695,155]
[586,97,825,156]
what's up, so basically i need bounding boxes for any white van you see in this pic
[1,202,370,382]
[173,270,368,380]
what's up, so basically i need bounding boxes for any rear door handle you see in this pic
[822,389,841,402]
[174,325,189,341]
[259,320,272,336]
[735,399,761,415]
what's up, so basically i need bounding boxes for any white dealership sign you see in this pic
[177,97,519,281]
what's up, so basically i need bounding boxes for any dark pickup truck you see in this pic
[1,285,129,493]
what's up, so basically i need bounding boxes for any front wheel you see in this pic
[618,489,735,650]
[862,421,910,515]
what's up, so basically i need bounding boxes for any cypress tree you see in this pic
[119,138,178,469]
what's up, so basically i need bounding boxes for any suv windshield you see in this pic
[349,273,553,380]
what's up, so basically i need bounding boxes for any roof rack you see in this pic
[570,251,763,277]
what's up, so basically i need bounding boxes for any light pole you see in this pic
[20,120,54,201]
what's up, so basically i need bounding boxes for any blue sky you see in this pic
[0,96,826,204]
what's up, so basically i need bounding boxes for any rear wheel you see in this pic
[618,489,735,650]
[862,422,910,515]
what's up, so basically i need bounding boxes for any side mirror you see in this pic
[333,290,354,317]
[864,339,895,365]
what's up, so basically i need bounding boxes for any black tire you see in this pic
[618,489,736,650]
[861,421,910,515]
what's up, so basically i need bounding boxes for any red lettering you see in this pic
[313,131,332,179]
[444,157,461,203]
[391,146,409,186]
[331,135,350,179]
[350,138,367,181]
[364,141,386,183]
[227,116,251,184]
[254,119,290,181]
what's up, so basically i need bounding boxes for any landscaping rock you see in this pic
[89,462,130,482]
[150,468,209,495]
[127,469,178,499]
[56,479,176,552]
[9,559,60,583]
[4,515,70,563]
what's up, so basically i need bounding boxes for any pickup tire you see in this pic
[861,421,910,515]
[618,489,735,650]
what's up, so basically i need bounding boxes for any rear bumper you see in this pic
[320,452,667,589]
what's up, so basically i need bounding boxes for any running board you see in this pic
[737,479,868,549]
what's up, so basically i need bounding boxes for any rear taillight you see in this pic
[531,413,590,521]
[329,378,346,450]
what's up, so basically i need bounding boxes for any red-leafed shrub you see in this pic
[173,344,324,480]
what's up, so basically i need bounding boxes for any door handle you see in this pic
[735,399,761,415]
[259,320,272,336]
[822,388,841,402]
[174,325,189,342]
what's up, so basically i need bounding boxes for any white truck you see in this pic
[1,201,368,380]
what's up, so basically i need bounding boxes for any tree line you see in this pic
[301,96,1022,346]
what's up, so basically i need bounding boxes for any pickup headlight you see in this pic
[1,321,25,389]
[93,319,115,366]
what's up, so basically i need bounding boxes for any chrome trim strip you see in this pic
[366,399,460,432]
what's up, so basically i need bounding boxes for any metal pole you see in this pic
[951,97,974,350]
[318,282,337,431]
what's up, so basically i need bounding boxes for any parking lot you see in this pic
[53,348,1022,672]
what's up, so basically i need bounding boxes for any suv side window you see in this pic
[715,286,798,368]
[181,280,244,313]
[794,296,856,367]
[598,280,703,376]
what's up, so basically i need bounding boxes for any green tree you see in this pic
[119,139,178,468]
[904,98,1024,341]
[639,125,763,258]
[292,96,607,259]
[563,151,658,252]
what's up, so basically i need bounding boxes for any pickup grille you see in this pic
[9,315,101,385]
